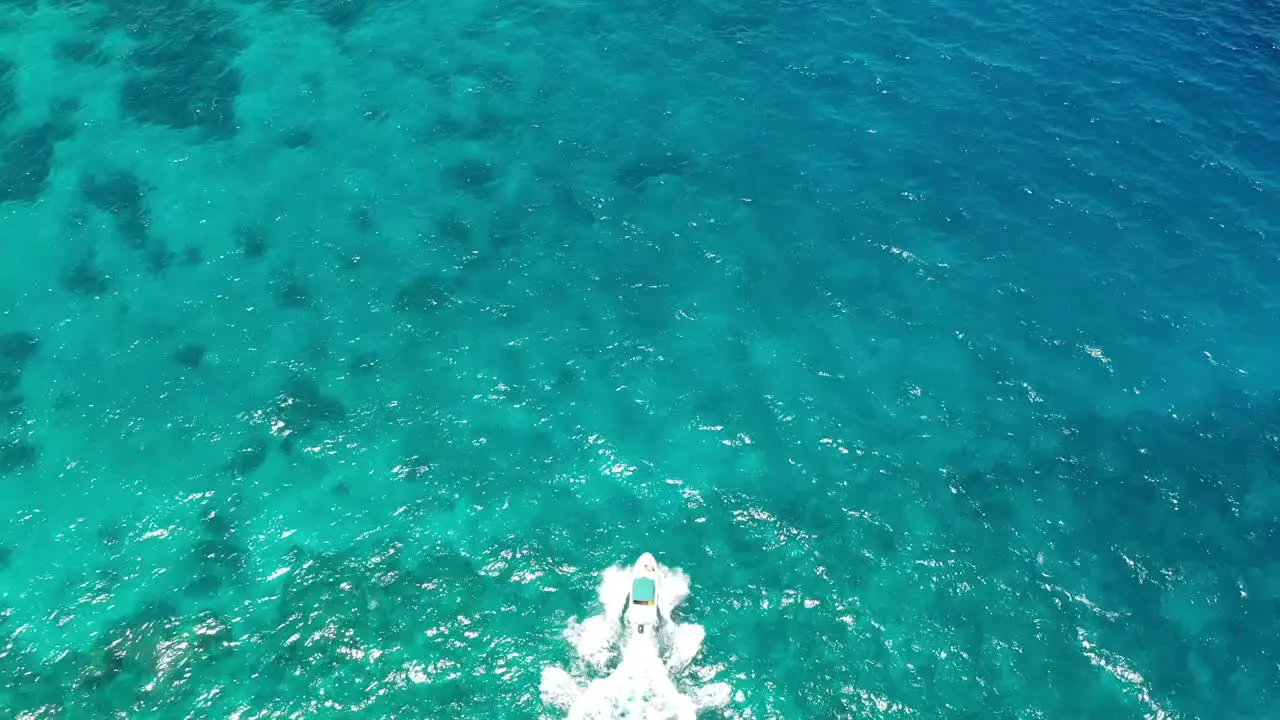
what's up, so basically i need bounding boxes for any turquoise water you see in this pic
[2,0,1279,715]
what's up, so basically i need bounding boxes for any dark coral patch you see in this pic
[192,538,245,572]
[391,452,433,483]
[182,574,223,597]
[0,393,23,428]
[467,109,509,141]
[114,4,243,139]
[347,350,378,377]
[60,257,112,296]
[436,214,472,245]
[430,113,467,139]
[311,0,371,32]
[270,377,346,439]
[0,123,70,204]
[55,39,103,65]
[119,59,240,139]
[280,127,314,149]
[0,59,15,123]
[353,206,373,234]
[545,176,598,224]
[444,159,497,195]
[78,599,183,694]
[0,331,39,366]
[200,508,235,538]
[615,151,692,188]
[172,343,206,370]
[0,439,38,474]
[473,64,516,93]
[185,538,245,597]
[486,215,522,255]
[275,279,312,309]
[80,170,144,212]
[81,171,151,248]
[229,436,268,477]
[97,523,124,547]
[0,393,22,417]
[0,331,35,426]
[143,243,175,275]
[395,275,451,314]
[236,226,267,259]
[554,363,579,389]
[265,0,371,32]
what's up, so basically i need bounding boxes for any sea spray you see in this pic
[564,565,633,670]
[541,561,732,719]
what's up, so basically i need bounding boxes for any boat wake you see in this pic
[540,562,733,719]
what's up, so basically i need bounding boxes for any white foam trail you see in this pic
[691,683,733,711]
[571,631,698,720]
[565,565,633,670]
[541,562,732,719]
[540,666,582,712]
[661,622,705,674]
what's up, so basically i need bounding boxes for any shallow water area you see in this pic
[1,0,1279,717]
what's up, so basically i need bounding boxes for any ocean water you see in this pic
[1,0,1278,716]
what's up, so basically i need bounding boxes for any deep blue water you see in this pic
[1,0,1278,716]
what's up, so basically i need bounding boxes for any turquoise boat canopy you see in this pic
[631,577,656,604]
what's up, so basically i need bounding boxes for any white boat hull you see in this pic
[627,552,660,634]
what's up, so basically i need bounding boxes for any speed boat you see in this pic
[627,552,660,634]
